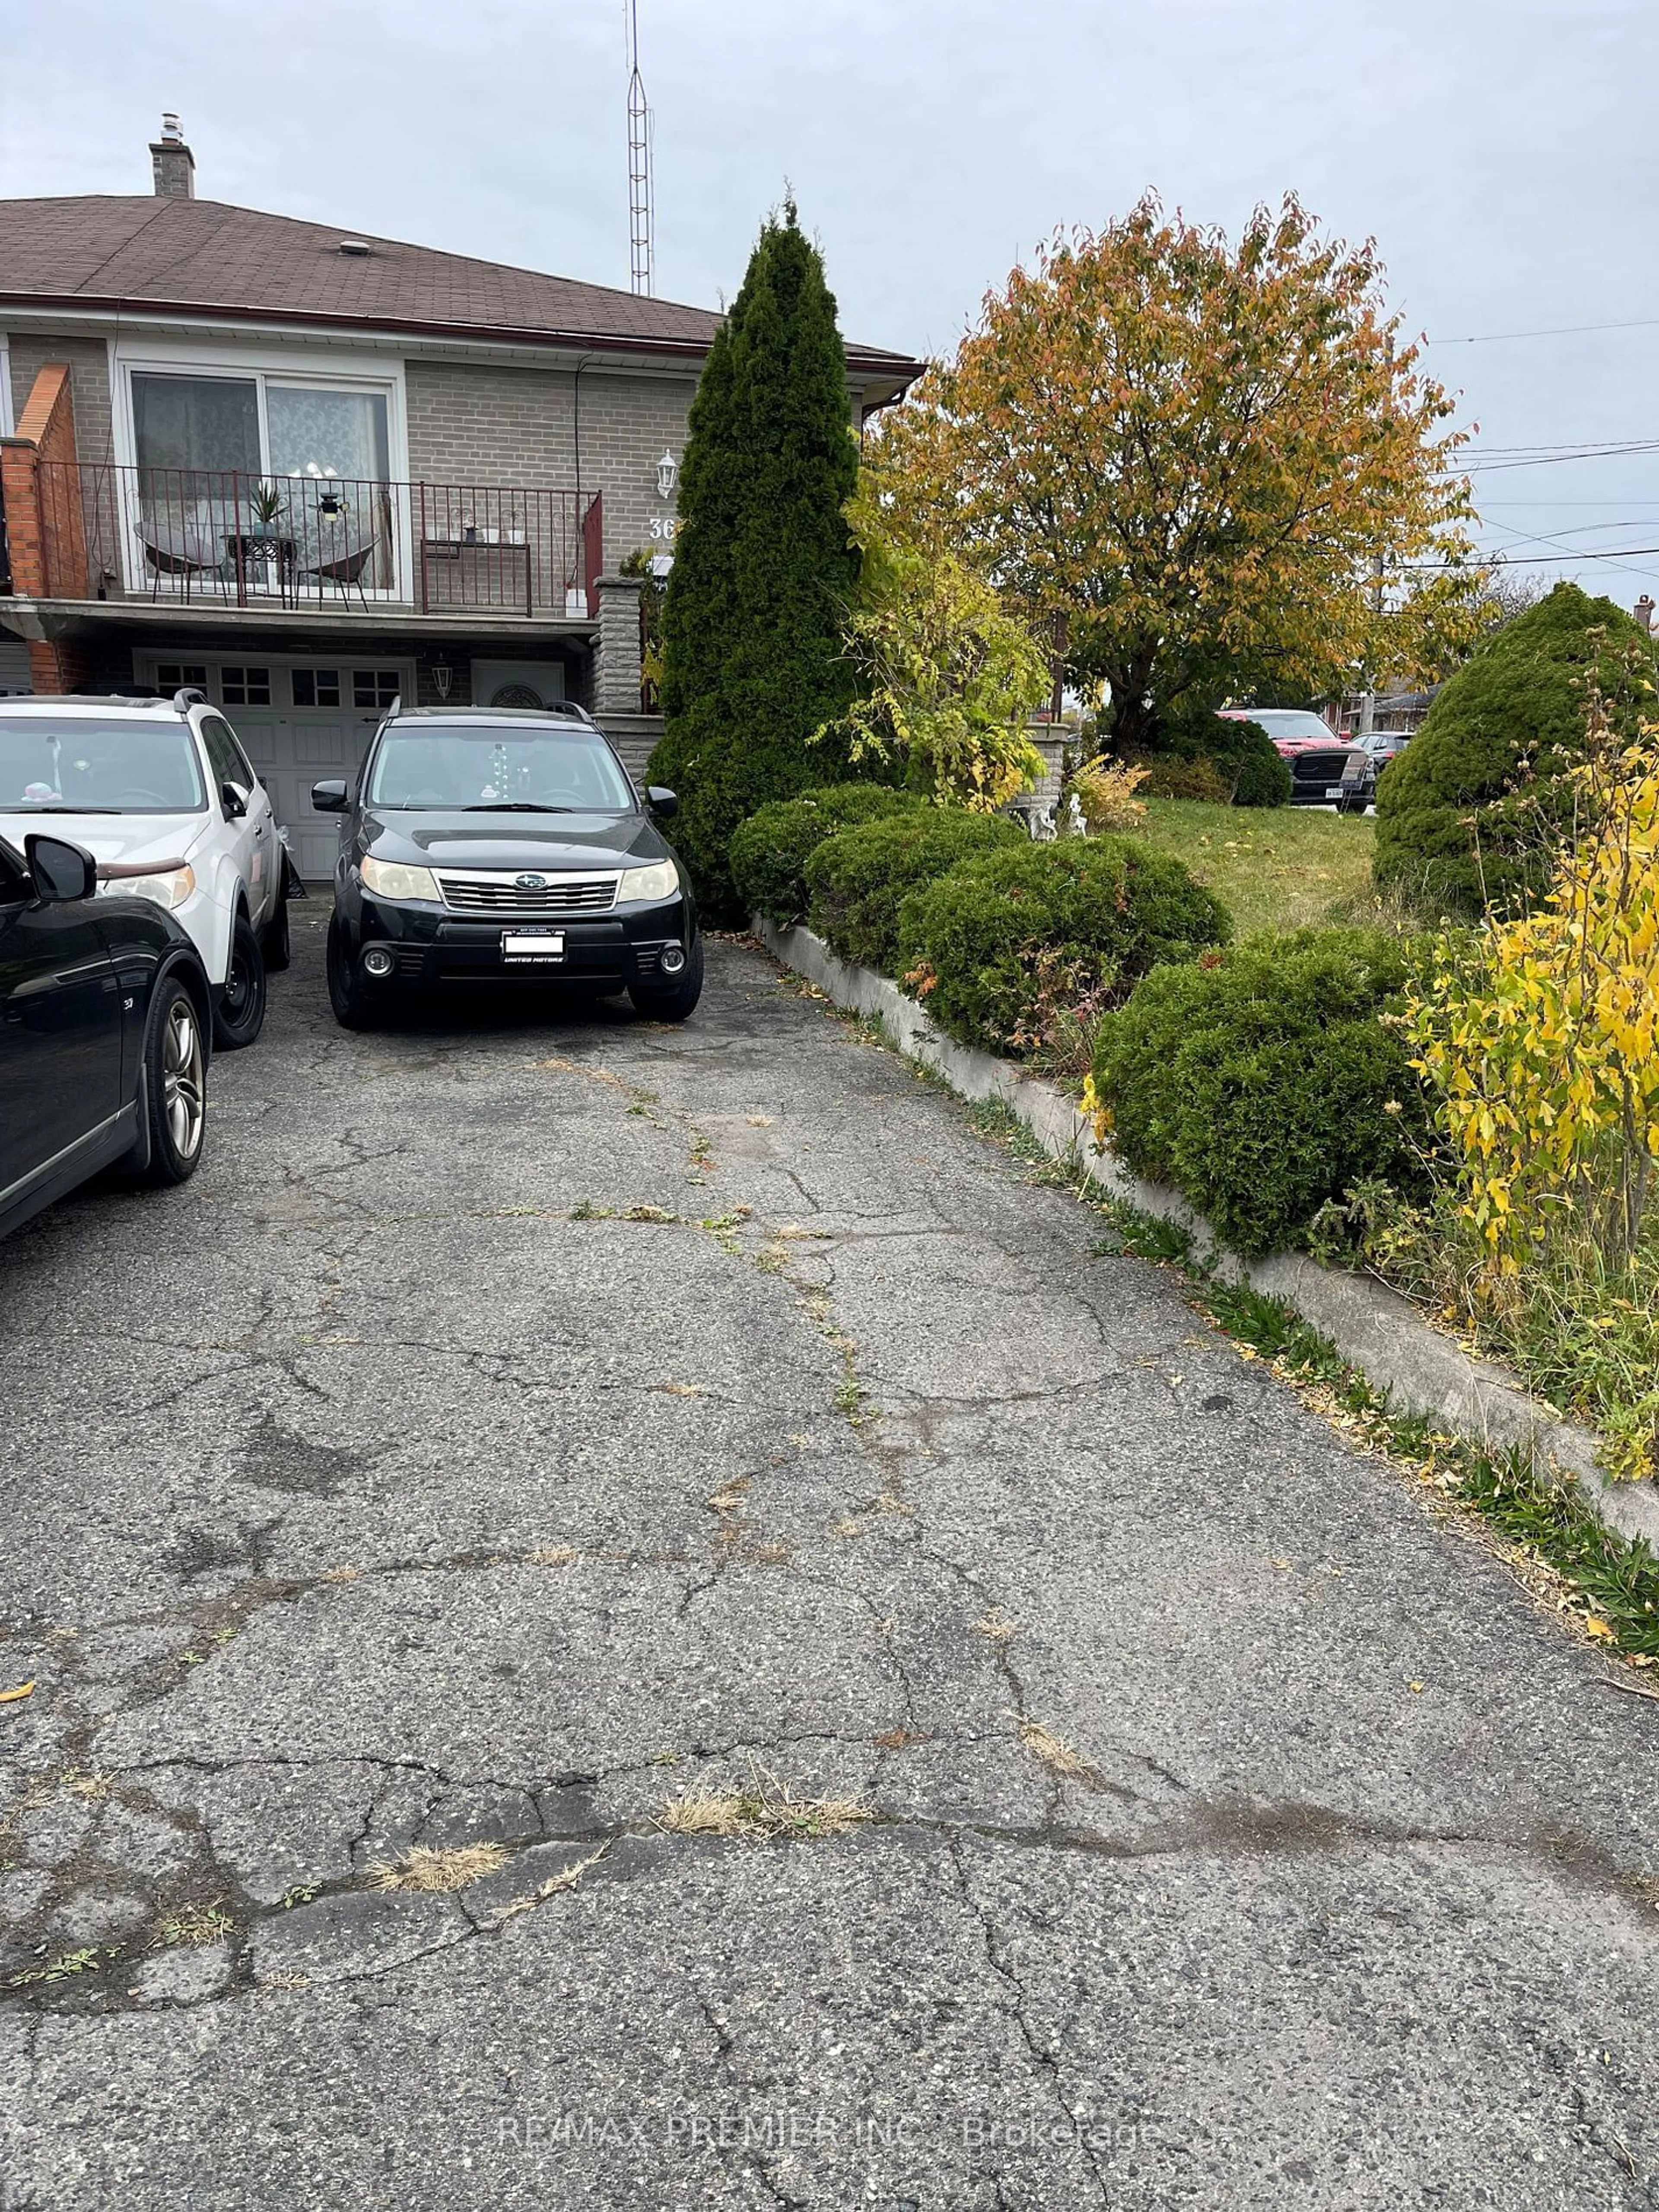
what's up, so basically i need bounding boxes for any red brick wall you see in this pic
[2,362,87,600]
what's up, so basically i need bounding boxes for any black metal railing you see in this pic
[28,463,601,617]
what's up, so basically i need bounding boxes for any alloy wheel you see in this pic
[163,1000,206,1159]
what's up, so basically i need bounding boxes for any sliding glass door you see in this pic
[127,369,396,597]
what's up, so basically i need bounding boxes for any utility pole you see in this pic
[626,0,654,298]
[1357,330,1395,739]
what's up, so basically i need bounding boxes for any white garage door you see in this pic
[139,655,413,882]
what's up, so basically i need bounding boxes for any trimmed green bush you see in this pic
[1149,709,1292,807]
[647,207,868,921]
[1373,581,1657,916]
[805,809,1026,971]
[729,784,920,926]
[1210,715,1294,808]
[1137,755,1234,803]
[895,837,1230,1058]
[1091,929,1430,1257]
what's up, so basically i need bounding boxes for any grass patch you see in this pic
[1321,1185,1659,1486]
[1125,799,1385,939]
[657,1762,874,1842]
[369,1843,509,1894]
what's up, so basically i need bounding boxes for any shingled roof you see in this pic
[0,195,921,384]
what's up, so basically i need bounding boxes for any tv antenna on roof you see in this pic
[626,0,654,297]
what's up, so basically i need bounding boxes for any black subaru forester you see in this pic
[314,703,700,1029]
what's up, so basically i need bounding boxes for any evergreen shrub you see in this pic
[804,809,1025,971]
[895,838,1230,1058]
[1373,582,1657,916]
[1091,929,1430,1257]
[730,784,920,925]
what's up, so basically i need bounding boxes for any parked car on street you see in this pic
[1354,728,1411,771]
[314,702,701,1029]
[0,691,286,1049]
[0,829,211,1240]
[1219,707,1374,813]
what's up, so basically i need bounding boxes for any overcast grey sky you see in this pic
[4,0,1657,594]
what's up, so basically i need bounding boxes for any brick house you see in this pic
[0,118,921,874]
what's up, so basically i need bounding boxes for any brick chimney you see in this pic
[1635,594,1655,635]
[149,113,195,200]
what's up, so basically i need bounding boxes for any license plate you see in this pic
[502,931,565,962]
[1325,785,1346,799]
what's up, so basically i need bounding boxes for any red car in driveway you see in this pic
[1219,708,1374,813]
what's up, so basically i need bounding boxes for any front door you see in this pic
[0,841,123,1202]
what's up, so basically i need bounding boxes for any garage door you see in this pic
[140,657,412,882]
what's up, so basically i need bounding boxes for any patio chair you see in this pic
[299,529,378,609]
[138,514,231,603]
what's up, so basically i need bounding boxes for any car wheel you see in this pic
[261,888,292,973]
[212,912,267,1049]
[130,975,208,1187]
[628,938,704,1023]
[326,914,383,1031]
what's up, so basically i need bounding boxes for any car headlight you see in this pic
[360,855,440,903]
[96,864,196,911]
[617,859,680,903]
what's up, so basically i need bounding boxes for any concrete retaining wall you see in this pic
[758,918,1659,1553]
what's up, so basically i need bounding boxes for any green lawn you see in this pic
[1125,799,1382,939]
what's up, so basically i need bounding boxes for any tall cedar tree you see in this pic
[649,207,865,919]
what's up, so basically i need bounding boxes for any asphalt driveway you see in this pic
[2,914,1658,2209]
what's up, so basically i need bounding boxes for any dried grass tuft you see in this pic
[369,1842,509,1893]
[1019,1722,1103,1789]
[657,1761,874,1843]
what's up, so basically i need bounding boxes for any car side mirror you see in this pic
[221,781,248,819]
[311,779,350,812]
[25,833,96,904]
[646,785,678,818]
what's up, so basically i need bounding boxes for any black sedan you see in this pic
[1,830,210,1240]
[314,706,701,1029]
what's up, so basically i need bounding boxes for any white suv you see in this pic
[0,690,286,1048]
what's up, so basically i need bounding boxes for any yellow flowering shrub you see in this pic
[1407,731,1659,1283]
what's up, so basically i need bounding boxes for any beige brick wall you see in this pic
[404,358,695,576]
[5,334,114,466]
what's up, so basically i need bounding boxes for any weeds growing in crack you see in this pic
[657,1759,874,1843]
[7,1947,99,1987]
[975,1608,1017,1642]
[156,1900,233,1948]
[370,1841,510,1893]
[1019,1722,1104,1790]
[528,1546,579,1567]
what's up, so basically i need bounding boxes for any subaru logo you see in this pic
[515,873,546,890]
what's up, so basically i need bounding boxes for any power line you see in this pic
[1425,316,1659,346]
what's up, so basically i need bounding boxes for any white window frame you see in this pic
[133,650,417,718]
[0,334,13,438]
[108,336,412,602]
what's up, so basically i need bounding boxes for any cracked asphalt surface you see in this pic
[3,913,1659,2209]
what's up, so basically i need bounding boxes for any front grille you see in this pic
[1291,750,1352,783]
[436,871,619,914]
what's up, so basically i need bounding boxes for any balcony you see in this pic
[3,461,604,624]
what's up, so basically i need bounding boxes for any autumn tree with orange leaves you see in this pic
[867,195,1481,753]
